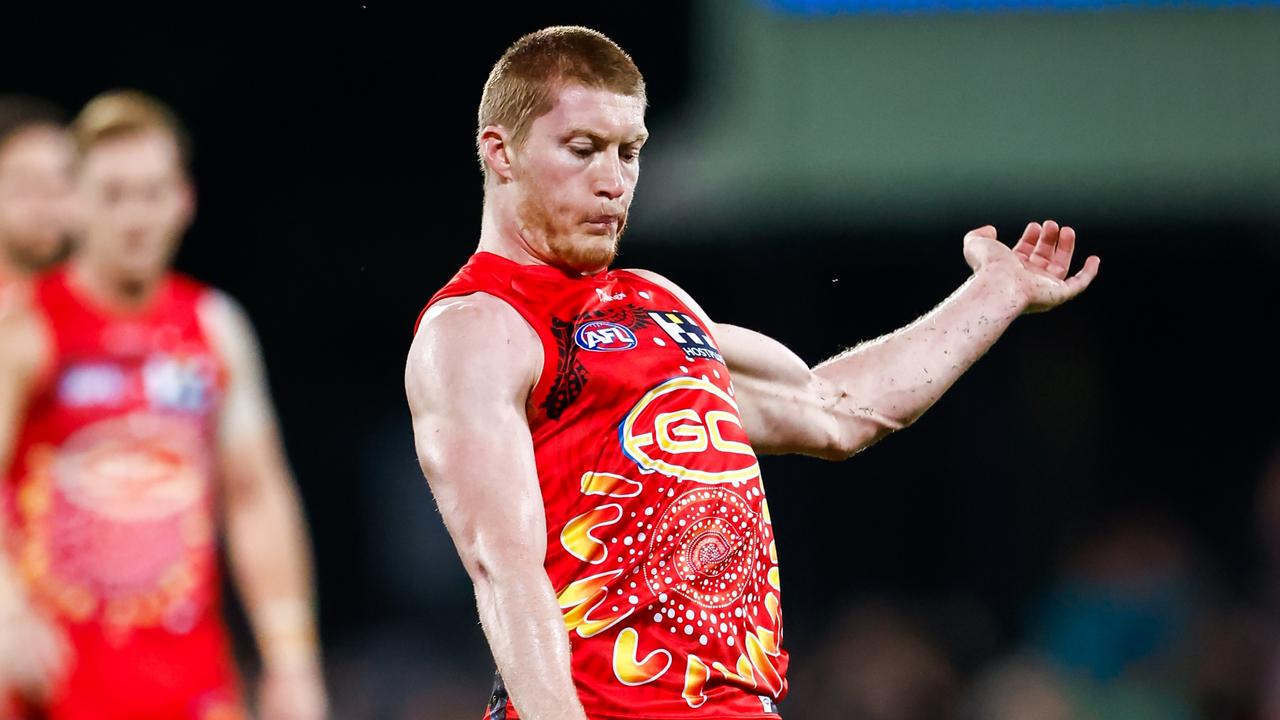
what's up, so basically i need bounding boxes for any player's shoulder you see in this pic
[195,286,252,335]
[165,269,219,304]
[415,291,532,344]
[617,266,677,290]
[179,273,247,333]
[407,292,541,392]
[617,267,715,327]
[193,287,263,377]
[0,289,52,375]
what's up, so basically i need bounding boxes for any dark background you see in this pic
[4,3,1277,717]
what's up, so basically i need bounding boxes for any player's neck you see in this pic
[478,199,550,268]
[69,258,165,312]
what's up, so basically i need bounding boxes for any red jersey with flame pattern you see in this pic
[2,268,244,720]
[423,252,788,719]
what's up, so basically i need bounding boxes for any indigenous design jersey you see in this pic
[423,252,787,719]
[2,267,243,719]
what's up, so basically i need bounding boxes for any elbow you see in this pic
[457,539,496,589]
[810,425,869,461]
[819,412,910,461]
[814,432,873,462]
[222,473,261,510]
[457,532,544,595]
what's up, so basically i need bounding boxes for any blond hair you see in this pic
[72,90,191,169]
[478,26,645,175]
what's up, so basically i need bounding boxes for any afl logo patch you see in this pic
[575,321,638,352]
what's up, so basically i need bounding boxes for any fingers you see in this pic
[1061,255,1101,298]
[1047,225,1076,277]
[964,225,997,243]
[1011,221,1040,259]
[1029,219,1059,269]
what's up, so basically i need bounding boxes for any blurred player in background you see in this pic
[0,96,74,309]
[0,91,327,720]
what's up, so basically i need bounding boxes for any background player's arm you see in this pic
[199,293,327,720]
[0,306,68,700]
[636,222,1099,459]
[406,294,588,720]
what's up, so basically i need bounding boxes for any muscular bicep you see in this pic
[623,268,885,460]
[718,324,850,459]
[623,268,850,459]
[406,295,548,580]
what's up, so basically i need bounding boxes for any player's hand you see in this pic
[963,221,1101,314]
[257,666,328,720]
[0,599,69,702]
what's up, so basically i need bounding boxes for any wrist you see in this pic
[973,262,1030,315]
[254,598,321,674]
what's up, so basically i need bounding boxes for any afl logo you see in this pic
[575,321,638,352]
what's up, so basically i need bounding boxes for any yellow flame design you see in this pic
[579,472,642,498]
[612,627,672,686]
[557,569,633,639]
[559,503,623,564]
[682,654,709,708]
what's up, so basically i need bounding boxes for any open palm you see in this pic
[964,220,1101,314]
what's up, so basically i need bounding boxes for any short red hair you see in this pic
[478,26,646,174]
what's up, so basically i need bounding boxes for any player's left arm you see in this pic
[633,221,1100,459]
[199,293,328,720]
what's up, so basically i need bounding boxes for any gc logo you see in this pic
[620,377,759,484]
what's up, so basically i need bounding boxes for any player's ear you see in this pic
[478,125,516,182]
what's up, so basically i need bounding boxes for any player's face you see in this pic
[76,130,192,285]
[511,84,647,274]
[0,126,75,271]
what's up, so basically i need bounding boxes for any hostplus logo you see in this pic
[648,311,723,363]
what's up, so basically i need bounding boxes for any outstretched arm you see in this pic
[200,294,327,720]
[640,221,1100,459]
[406,294,588,720]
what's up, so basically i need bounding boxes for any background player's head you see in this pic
[0,96,75,274]
[72,90,193,290]
[478,26,647,274]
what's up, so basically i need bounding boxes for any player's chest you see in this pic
[50,324,223,420]
[534,294,732,420]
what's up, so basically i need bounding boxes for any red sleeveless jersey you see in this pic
[2,267,243,720]
[423,252,788,719]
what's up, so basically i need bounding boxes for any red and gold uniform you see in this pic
[423,252,787,719]
[2,268,243,720]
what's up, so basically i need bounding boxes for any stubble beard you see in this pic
[518,192,624,275]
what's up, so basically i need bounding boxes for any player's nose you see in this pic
[593,155,626,201]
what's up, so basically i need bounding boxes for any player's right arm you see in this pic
[405,293,588,720]
[0,305,67,701]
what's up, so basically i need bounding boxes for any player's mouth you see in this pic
[584,214,619,232]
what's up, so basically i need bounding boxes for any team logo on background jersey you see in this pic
[648,311,723,364]
[143,354,216,412]
[59,363,127,407]
[575,321,638,352]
